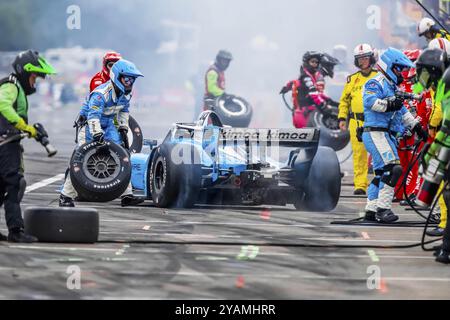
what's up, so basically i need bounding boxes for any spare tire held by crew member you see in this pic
[24,207,99,243]
[307,110,350,151]
[212,95,253,127]
[70,141,131,202]
[127,115,143,153]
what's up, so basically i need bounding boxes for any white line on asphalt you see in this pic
[97,232,424,243]
[112,272,450,282]
[7,245,118,252]
[99,219,428,229]
[25,174,65,194]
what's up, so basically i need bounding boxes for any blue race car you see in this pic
[130,111,341,211]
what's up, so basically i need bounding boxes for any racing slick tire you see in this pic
[70,141,132,202]
[295,146,341,211]
[150,143,201,208]
[307,111,350,151]
[214,95,253,127]
[24,207,99,243]
[128,115,143,154]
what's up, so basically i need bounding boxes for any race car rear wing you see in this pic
[219,128,320,147]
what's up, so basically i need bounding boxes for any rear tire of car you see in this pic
[214,95,253,127]
[24,207,99,243]
[149,144,179,208]
[307,111,350,151]
[294,146,341,212]
[70,141,132,202]
[150,143,201,208]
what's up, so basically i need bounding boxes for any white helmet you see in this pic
[428,38,450,57]
[353,43,376,68]
[332,44,348,63]
[417,17,437,37]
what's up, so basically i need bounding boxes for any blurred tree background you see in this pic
[0,0,72,51]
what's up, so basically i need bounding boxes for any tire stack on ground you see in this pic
[24,207,99,243]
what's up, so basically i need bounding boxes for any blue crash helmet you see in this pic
[377,47,414,85]
[110,59,144,94]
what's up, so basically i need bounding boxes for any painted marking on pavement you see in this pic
[115,244,130,256]
[25,174,65,193]
[237,246,260,260]
[368,250,380,263]
[236,275,245,288]
[260,209,271,220]
[361,232,370,240]
[195,256,229,261]
[379,278,388,294]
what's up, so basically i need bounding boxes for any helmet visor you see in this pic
[121,75,136,86]
[417,67,431,88]
[24,57,57,75]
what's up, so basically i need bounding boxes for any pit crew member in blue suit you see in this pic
[362,48,428,223]
[59,59,144,207]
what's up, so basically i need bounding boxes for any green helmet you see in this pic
[12,50,56,95]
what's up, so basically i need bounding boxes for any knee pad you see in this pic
[18,177,26,202]
[381,164,402,187]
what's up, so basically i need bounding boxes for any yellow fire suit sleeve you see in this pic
[206,70,224,97]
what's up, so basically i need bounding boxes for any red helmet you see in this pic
[402,49,421,81]
[403,49,421,62]
[102,51,122,77]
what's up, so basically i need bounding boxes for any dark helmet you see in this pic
[320,53,340,78]
[12,50,56,95]
[215,50,233,71]
[302,51,322,63]
[302,51,323,73]
[415,48,447,89]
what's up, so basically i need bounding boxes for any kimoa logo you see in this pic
[220,129,314,141]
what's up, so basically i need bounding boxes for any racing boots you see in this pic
[8,229,38,243]
[435,249,450,264]
[376,208,399,223]
[353,189,366,196]
[121,195,144,207]
[59,194,75,207]
[364,211,377,222]
[426,227,445,237]
[0,232,7,241]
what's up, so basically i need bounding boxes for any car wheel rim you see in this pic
[318,113,339,131]
[154,159,165,193]
[83,149,121,183]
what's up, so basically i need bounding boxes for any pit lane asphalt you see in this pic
[0,105,449,299]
